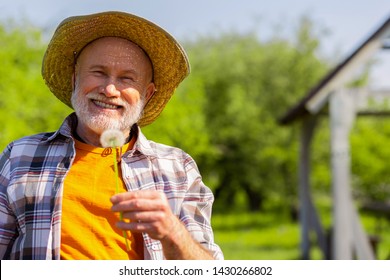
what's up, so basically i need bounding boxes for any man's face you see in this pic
[71,37,155,136]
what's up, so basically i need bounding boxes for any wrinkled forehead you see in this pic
[76,37,153,70]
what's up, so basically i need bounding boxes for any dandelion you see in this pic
[100,129,126,148]
[100,129,130,251]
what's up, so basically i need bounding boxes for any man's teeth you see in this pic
[94,100,119,109]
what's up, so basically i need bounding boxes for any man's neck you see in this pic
[73,122,134,147]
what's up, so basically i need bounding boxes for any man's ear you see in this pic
[145,82,156,103]
[71,73,76,91]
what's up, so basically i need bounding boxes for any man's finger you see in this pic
[110,190,164,203]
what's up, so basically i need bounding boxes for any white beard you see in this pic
[71,83,145,135]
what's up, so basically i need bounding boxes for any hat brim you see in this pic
[42,11,190,127]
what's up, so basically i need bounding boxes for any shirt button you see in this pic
[151,244,158,250]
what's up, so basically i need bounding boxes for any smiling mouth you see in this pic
[92,99,122,110]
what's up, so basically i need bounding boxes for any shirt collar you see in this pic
[42,113,77,143]
[131,125,157,158]
[43,113,157,158]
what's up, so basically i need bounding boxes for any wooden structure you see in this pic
[279,15,390,260]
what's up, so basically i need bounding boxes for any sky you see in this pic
[1,0,389,86]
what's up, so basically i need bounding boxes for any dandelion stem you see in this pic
[112,143,130,251]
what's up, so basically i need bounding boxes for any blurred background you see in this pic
[0,0,389,259]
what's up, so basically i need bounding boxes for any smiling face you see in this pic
[71,37,155,146]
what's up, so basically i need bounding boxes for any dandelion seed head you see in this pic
[100,129,126,148]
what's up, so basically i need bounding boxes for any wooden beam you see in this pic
[306,31,390,114]
[317,87,390,117]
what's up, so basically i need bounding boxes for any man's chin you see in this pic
[79,118,119,134]
[75,110,140,134]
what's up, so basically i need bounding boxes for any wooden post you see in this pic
[330,89,355,259]
[329,89,375,259]
[299,116,317,259]
[299,116,328,259]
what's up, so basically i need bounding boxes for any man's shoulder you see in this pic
[0,132,58,166]
[10,132,57,146]
[2,131,67,157]
[136,129,190,161]
[6,114,76,149]
[146,140,188,159]
[140,140,201,174]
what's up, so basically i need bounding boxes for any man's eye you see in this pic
[121,77,135,82]
[92,71,105,76]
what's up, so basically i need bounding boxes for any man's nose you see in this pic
[104,84,120,97]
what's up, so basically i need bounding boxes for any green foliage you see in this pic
[308,118,332,193]
[161,18,328,211]
[143,75,218,165]
[351,118,390,201]
[0,21,72,151]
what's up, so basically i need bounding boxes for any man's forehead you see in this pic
[81,37,147,56]
[76,37,153,70]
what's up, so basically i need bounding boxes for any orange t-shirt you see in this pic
[60,138,143,260]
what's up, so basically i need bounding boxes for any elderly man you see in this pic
[0,11,223,260]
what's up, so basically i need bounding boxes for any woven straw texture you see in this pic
[42,11,190,126]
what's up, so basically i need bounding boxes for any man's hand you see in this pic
[110,190,179,240]
[110,190,214,259]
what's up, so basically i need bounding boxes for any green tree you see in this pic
[351,117,390,202]
[0,21,71,151]
[145,17,329,212]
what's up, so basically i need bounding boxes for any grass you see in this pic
[211,198,390,260]
[212,211,302,260]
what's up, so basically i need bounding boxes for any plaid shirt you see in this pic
[0,113,223,260]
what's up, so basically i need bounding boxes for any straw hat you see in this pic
[42,11,190,127]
